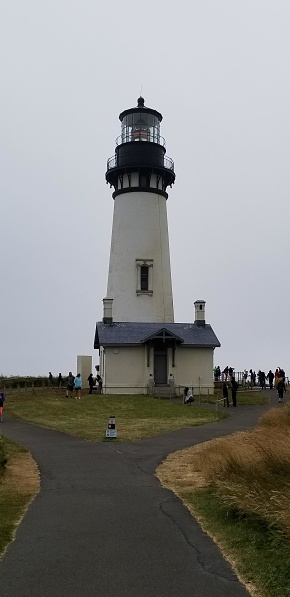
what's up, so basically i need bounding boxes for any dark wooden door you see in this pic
[154,351,167,385]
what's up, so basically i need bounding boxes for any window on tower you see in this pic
[136,259,153,295]
[140,173,148,187]
[140,266,149,291]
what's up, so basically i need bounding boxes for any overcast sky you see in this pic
[1,0,289,377]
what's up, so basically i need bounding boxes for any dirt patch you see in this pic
[0,450,40,558]
[2,453,40,494]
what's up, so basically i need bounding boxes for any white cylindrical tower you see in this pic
[105,97,175,323]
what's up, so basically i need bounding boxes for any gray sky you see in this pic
[1,0,289,377]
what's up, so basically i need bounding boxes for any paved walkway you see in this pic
[0,390,282,597]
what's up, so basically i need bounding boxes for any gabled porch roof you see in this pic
[94,321,221,349]
[141,327,184,343]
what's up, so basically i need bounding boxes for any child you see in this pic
[0,391,5,422]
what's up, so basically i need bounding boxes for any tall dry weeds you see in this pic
[193,406,290,537]
[258,402,290,430]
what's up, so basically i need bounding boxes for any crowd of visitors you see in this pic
[214,366,287,385]
[213,366,238,406]
[48,370,103,397]
[214,365,287,406]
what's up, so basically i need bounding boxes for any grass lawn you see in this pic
[203,389,269,406]
[4,389,226,441]
[184,489,290,597]
[0,436,39,557]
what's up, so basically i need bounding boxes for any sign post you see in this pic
[105,416,117,439]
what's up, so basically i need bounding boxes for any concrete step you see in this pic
[151,385,176,398]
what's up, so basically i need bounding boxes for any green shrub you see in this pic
[0,376,50,389]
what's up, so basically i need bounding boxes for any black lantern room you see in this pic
[106,97,175,199]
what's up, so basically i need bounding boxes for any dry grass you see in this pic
[159,405,290,537]
[157,403,290,597]
[0,438,40,558]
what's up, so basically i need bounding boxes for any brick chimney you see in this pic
[194,300,205,326]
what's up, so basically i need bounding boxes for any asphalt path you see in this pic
[0,390,281,597]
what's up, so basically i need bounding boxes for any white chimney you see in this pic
[194,300,206,326]
[103,298,113,324]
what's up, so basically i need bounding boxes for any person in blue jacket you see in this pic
[74,373,82,399]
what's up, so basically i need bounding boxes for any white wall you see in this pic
[101,344,214,395]
[168,347,214,394]
[104,346,146,394]
[106,191,174,323]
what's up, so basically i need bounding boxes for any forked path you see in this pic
[0,395,277,597]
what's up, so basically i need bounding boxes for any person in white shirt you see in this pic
[184,387,194,405]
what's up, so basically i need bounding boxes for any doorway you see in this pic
[154,347,167,385]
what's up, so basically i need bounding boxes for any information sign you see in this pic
[106,429,117,438]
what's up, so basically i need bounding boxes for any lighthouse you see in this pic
[94,98,220,395]
[105,96,175,323]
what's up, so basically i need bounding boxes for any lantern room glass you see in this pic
[121,112,161,144]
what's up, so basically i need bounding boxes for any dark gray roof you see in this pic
[94,322,220,349]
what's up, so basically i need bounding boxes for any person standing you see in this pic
[260,371,266,389]
[96,374,103,394]
[66,372,75,398]
[223,366,229,381]
[74,373,82,399]
[231,376,238,407]
[48,372,53,387]
[243,370,248,387]
[277,377,286,403]
[58,373,63,388]
[88,373,94,395]
[222,382,229,407]
[267,370,274,390]
[0,391,5,422]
